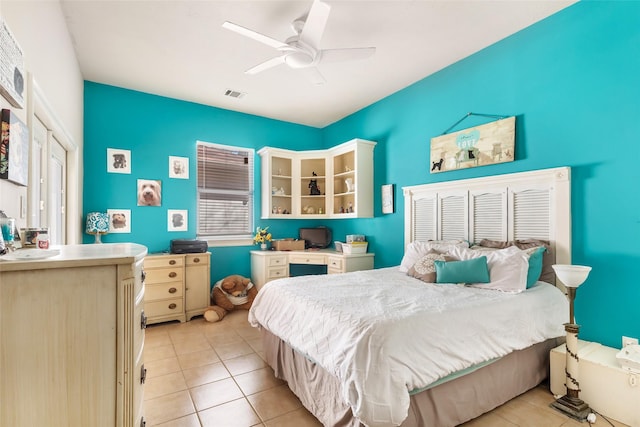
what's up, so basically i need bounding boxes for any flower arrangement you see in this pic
[253,226,272,245]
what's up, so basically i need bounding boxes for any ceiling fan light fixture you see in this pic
[284,51,315,68]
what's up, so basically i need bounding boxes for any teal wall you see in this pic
[83,83,324,281]
[84,1,639,348]
[323,1,640,349]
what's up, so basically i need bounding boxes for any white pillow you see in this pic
[451,246,529,293]
[399,240,469,273]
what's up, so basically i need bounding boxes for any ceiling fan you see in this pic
[222,0,375,85]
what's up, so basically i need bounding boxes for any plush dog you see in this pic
[204,275,257,323]
[137,179,162,206]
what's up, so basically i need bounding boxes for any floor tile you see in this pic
[177,349,221,370]
[144,390,195,426]
[144,371,188,401]
[154,413,201,427]
[198,397,261,427]
[145,331,173,348]
[145,356,181,379]
[214,340,255,360]
[223,353,267,376]
[182,361,230,388]
[246,384,302,421]
[171,337,212,356]
[204,329,245,347]
[494,397,567,427]
[264,407,323,427]
[145,343,177,362]
[190,377,244,412]
[234,367,285,396]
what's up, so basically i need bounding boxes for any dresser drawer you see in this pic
[186,253,209,266]
[288,254,326,265]
[144,256,184,269]
[145,298,184,318]
[145,282,184,301]
[145,267,184,284]
[267,255,287,267]
[327,256,343,271]
[267,266,288,281]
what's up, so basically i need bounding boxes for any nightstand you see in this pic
[550,340,639,426]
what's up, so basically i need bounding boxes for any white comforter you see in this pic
[248,267,568,427]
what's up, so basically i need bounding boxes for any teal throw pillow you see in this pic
[435,256,490,284]
[525,246,546,288]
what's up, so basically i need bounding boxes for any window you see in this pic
[196,141,254,244]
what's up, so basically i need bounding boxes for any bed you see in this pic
[249,167,572,427]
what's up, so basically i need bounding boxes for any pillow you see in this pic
[477,238,554,284]
[523,246,546,288]
[399,240,469,273]
[451,246,528,292]
[407,250,455,283]
[435,256,490,284]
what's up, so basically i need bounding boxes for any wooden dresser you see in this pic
[143,252,211,324]
[0,243,147,427]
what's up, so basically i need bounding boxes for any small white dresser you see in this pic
[0,243,147,427]
[143,252,211,324]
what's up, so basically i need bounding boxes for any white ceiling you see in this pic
[60,0,575,128]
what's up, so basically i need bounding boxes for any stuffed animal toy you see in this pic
[203,274,257,323]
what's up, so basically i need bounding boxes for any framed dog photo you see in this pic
[107,148,131,174]
[137,178,162,206]
[167,209,188,232]
[107,209,131,233]
[169,156,189,179]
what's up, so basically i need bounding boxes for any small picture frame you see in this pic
[107,148,131,174]
[169,156,189,179]
[167,209,188,232]
[107,209,131,233]
[137,179,162,206]
[382,184,394,214]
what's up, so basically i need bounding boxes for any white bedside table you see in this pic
[550,340,639,426]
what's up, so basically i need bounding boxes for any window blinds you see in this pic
[196,142,254,238]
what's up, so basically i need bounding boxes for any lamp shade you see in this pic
[86,212,109,235]
[552,264,591,288]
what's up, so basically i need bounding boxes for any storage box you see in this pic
[273,239,305,251]
[342,241,368,254]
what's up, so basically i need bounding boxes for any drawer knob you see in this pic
[169,260,176,265]
[168,303,177,310]
[169,287,177,294]
[169,272,177,278]
[193,257,200,263]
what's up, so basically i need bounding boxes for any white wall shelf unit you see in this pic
[258,139,376,219]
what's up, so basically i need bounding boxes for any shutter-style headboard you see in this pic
[403,167,571,266]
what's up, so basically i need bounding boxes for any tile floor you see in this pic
[144,311,629,427]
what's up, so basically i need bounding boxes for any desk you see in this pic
[250,249,374,290]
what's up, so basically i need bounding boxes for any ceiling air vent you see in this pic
[224,89,246,99]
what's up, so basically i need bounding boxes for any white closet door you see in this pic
[48,138,66,245]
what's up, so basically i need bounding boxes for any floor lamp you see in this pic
[551,264,592,421]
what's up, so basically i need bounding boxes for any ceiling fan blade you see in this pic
[300,66,326,85]
[245,56,286,74]
[299,0,331,49]
[222,21,288,50]
[320,47,376,63]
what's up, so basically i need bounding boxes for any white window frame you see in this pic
[196,140,254,247]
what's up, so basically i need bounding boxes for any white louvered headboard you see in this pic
[403,167,572,267]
